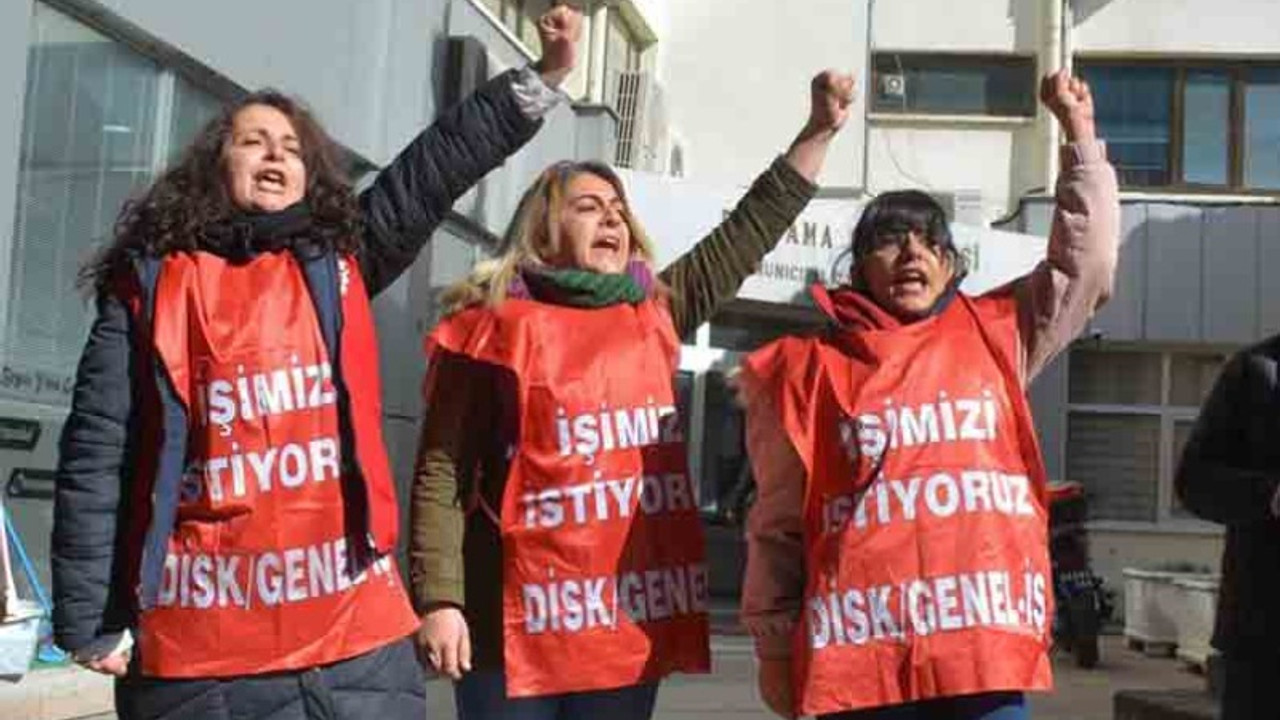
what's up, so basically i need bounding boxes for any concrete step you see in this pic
[1114,689,1218,720]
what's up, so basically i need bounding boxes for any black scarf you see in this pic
[203,202,313,262]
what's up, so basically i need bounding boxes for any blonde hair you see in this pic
[440,160,659,315]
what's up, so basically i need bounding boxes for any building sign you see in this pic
[620,168,1047,307]
[0,362,74,406]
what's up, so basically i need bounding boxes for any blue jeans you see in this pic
[820,691,1028,719]
[455,670,659,720]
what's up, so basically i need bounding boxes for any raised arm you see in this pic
[357,4,582,295]
[660,71,855,336]
[1016,71,1121,384]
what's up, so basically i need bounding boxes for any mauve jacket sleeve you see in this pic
[51,288,136,653]
[1015,140,1120,384]
[356,68,550,296]
[739,385,808,660]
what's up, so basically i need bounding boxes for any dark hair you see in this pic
[844,190,968,285]
[80,89,361,294]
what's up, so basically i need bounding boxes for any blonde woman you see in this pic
[409,71,853,719]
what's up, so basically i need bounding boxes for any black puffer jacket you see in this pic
[51,68,543,655]
[1175,334,1280,654]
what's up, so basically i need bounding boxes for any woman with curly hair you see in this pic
[50,6,581,718]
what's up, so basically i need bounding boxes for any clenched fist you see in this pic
[808,70,857,135]
[534,1,584,87]
[1040,70,1096,143]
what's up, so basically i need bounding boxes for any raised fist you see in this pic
[534,2,584,86]
[1039,70,1096,142]
[809,70,857,134]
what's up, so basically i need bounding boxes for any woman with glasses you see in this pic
[739,71,1119,720]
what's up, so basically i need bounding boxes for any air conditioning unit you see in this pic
[879,72,906,99]
[613,71,679,176]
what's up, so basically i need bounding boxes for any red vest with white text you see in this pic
[136,251,418,677]
[742,290,1053,716]
[429,298,711,697]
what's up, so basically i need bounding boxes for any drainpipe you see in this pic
[1043,0,1065,189]
[586,3,609,104]
[860,0,876,194]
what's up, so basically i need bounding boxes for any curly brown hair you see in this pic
[82,89,362,294]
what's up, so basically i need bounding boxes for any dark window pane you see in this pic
[1245,67,1280,189]
[8,4,160,403]
[1182,70,1230,186]
[872,54,1036,117]
[1068,348,1163,405]
[1081,65,1174,187]
[1066,412,1160,522]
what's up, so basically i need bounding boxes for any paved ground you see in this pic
[67,634,1207,720]
[381,634,1208,720]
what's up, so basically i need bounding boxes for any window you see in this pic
[5,3,222,407]
[1244,68,1280,188]
[871,53,1037,117]
[1080,60,1280,191]
[1065,346,1230,525]
[604,9,642,101]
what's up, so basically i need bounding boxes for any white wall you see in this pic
[657,0,867,190]
[629,0,668,45]
[872,0,1039,53]
[866,123,1031,221]
[1074,0,1280,57]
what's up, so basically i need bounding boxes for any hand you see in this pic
[1040,70,1096,143]
[533,2,584,87]
[75,647,131,677]
[785,70,855,181]
[757,657,796,719]
[415,606,472,680]
[806,70,857,136]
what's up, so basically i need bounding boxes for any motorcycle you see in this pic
[1048,481,1113,669]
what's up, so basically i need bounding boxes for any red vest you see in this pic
[742,291,1053,716]
[136,251,418,677]
[429,298,711,697]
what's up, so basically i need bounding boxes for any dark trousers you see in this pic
[455,670,658,720]
[1222,653,1280,720]
[115,638,426,720]
[820,691,1028,720]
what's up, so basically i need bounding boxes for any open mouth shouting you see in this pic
[891,267,931,296]
[254,167,289,195]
